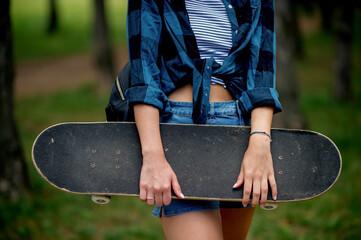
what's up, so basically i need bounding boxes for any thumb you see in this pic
[233,169,244,189]
[171,174,185,199]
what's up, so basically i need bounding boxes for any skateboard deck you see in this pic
[32,122,341,208]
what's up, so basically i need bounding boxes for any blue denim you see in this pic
[152,100,251,217]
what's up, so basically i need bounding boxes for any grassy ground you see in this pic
[249,19,361,239]
[1,85,164,240]
[2,2,361,240]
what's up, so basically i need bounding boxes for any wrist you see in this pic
[249,130,272,142]
[142,147,166,163]
[249,133,271,147]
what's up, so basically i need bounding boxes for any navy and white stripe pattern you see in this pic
[185,0,232,87]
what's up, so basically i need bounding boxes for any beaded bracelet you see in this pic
[249,131,272,142]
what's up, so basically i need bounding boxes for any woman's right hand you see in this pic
[140,150,184,207]
[133,104,184,207]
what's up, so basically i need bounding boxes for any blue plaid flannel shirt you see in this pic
[125,0,282,124]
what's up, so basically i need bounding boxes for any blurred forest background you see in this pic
[1,0,361,239]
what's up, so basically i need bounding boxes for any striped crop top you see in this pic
[185,0,233,87]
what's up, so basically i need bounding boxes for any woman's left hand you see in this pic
[232,132,277,208]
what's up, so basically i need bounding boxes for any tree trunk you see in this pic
[334,3,353,101]
[290,1,303,59]
[47,0,59,34]
[93,0,114,88]
[319,0,335,32]
[273,0,306,129]
[0,0,30,201]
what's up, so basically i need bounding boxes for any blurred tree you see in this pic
[296,0,336,32]
[319,0,336,32]
[334,2,354,101]
[47,0,59,34]
[288,1,303,59]
[273,0,306,129]
[0,0,30,201]
[93,0,115,88]
[297,0,356,101]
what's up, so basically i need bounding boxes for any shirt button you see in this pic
[235,30,238,34]
[207,66,210,69]
[228,4,233,9]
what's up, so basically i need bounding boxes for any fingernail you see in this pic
[273,195,277,200]
[233,183,238,188]
[180,193,185,199]
[243,203,247,208]
[260,204,265,208]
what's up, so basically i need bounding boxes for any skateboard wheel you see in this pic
[91,195,111,204]
[260,203,278,210]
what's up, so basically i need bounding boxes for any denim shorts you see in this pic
[152,100,251,217]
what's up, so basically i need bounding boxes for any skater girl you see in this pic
[125,0,282,238]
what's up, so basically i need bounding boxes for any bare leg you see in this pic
[221,208,255,240]
[160,210,223,240]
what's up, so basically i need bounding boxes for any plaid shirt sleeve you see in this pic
[125,0,168,111]
[238,0,282,115]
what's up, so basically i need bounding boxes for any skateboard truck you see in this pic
[91,195,111,204]
[260,202,278,210]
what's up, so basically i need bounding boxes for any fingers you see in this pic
[153,183,170,207]
[251,180,260,207]
[233,167,244,189]
[236,167,252,207]
[242,176,252,207]
[140,187,155,206]
[154,188,163,207]
[260,178,268,207]
[269,174,277,200]
[147,195,155,206]
[140,185,166,207]
[242,177,277,207]
[139,187,147,202]
[237,169,277,207]
[139,175,184,207]
[160,174,185,206]
[162,191,171,206]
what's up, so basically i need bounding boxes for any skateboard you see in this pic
[32,122,341,210]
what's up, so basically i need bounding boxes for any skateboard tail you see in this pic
[268,128,342,203]
[300,129,341,198]
[32,122,143,196]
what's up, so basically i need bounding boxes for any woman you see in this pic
[125,0,282,239]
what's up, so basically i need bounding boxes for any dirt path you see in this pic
[14,48,128,98]
[14,14,319,99]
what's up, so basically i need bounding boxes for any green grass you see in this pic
[11,0,127,61]
[1,85,165,240]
